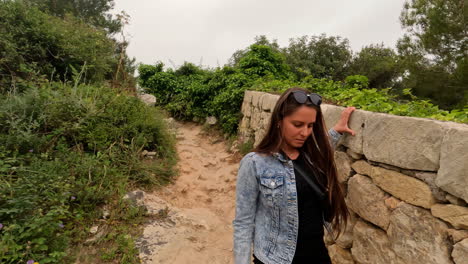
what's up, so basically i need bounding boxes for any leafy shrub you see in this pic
[344,75,369,89]
[0,1,116,94]
[138,45,293,134]
[0,83,176,263]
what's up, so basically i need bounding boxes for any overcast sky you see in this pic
[113,0,407,68]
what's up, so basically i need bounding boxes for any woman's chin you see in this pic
[293,141,305,147]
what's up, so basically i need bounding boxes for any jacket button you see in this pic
[270,182,275,187]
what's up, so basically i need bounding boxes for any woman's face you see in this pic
[280,105,317,149]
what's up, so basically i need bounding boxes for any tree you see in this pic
[283,34,352,81]
[237,44,290,80]
[229,35,280,66]
[348,43,401,88]
[0,1,116,93]
[25,0,121,34]
[397,0,467,109]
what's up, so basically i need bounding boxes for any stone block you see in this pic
[335,151,353,185]
[243,90,254,105]
[261,111,272,129]
[335,211,357,249]
[241,98,252,118]
[254,128,266,147]
[452,238,468,264]
[250,91,263,109]
[388,203,452,264]
[250,110,262,131]
[436,123,468,203]
[239,116,250,131]
[384,197,402,211]
[138,93,156,106]
[346,174,391,230]
[363,113,444,171]
[446,194,468,206]
[351,220,403,264]
[414,171,447,202]
[351,160,372,177]
[346,149,362,160]
[448,229,468,243]
[328,244,355,264]
[368,165,436,209]
[260,92,279,112]
[431,204,468,229]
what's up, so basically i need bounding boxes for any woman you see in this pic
[233,87,355,264]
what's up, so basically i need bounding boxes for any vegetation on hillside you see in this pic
[0,1,176,263]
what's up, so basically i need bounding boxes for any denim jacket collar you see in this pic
[272,152,289,163]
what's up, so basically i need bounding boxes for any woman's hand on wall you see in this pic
[333,107,356,136]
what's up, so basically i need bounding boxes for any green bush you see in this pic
[257,78,468,123]
[0,1,116,94]
[138,45,293,134]
[0,83,176,263]
[344,75,369,89]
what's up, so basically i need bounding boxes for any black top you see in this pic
[291,152,331,263]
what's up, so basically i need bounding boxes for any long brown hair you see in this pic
[253,87,348,238]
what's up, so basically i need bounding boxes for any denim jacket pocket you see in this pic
[259,170,285,207]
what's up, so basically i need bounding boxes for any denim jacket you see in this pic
[233,129,342,264]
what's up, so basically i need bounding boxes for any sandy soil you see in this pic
[138,122,239,264]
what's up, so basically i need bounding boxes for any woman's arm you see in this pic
[328,106,356,149]
[332,107,356,136]
[232,153,259,264]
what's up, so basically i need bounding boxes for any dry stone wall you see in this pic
[239,91,468,264]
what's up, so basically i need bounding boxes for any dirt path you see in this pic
[138,122,239,264]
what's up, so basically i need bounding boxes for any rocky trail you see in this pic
[137,122,239,264]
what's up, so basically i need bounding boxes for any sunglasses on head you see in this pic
[291,91,322,106]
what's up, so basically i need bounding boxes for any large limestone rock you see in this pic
[243,90,254,105]
[414,171,447,202]
[363,113,444,171]
[335,151,353,185]
[321,105,367,154]
[261,111,272,129]
[452,238,468,264]
[388,203,452,264]
[431,204,468,229]
[254,128,266,147]
[368,165,436,209]
[346,149,362,160]
[328,244,355,264]
[351,160,372,177]
[250,91,263,109]
[259,92,279,112]
[346,174,391,230]
[351,220,403,264]
[250,109,262,131]
[241,98,252,118]
[384,197,402,211]
[436,123,468,203]
[446,194,468,206]
[239,116,250,131]
[448,229,468,243]
[335,211,357,249]
[138,93,156,106]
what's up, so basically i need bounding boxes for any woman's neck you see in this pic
[281,145,299,160]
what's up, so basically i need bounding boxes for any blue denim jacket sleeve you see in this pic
[233,153,259,264]
[328,128,342,150]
